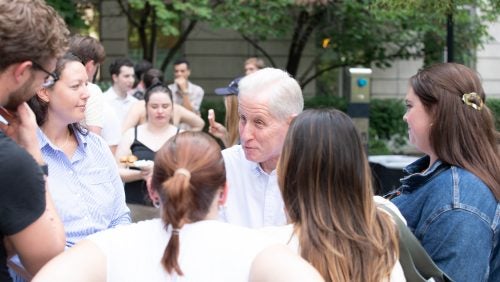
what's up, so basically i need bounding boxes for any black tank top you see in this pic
[124,126,155,205]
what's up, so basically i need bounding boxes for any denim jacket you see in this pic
[391,156,500,282]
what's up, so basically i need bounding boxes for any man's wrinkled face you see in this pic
[238,94,289,171]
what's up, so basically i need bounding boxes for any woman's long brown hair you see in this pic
[278,109,399,282]
[224,95,240,147]
[151,131,226,275]
[410,63,500,200]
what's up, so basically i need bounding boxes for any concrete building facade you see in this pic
[371,21,500,100]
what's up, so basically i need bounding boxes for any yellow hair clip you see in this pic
[462,92,484,110]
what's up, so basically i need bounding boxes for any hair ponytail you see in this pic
[152,132,226,277]
[161,169,192,276]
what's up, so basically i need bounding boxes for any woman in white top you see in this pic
[33,131,279,282]
[267,109,405,282]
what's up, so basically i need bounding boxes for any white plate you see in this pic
[133,160,154,169]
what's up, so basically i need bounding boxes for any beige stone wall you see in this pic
[99,0,128,82]
[371,59,423,100]
[477,21,500,99]
[370,20,500,100]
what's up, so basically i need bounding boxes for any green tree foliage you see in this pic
[376,0,500,66]
[118,0,213,69]
[75,0,500,90]
[46,0,89,30]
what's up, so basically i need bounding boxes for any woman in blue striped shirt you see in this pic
[27,52,131,246]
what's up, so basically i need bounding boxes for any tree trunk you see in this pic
[160,20,198,71]
[286,9,324,78]
[240,35,277,67]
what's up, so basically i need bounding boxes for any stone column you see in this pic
[99,0,129,82]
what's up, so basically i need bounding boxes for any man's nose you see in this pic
[239,124,253,142]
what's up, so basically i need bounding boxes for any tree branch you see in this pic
[116,0,140,28]
[298,54,322,82]
[286,9,325,76]
[149,7,158,62]
[300,43,416,88]
[240,34,277,67]
[160,19,198,71]
[139,2,152,60]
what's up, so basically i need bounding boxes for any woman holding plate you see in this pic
[115,82,179,220]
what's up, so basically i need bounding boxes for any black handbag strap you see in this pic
[379,205,453,282]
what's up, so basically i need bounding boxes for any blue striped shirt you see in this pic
[37,127,131,247]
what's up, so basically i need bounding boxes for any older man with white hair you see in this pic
[220,68,304,228]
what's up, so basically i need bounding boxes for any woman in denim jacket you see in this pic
[392,63,500,282]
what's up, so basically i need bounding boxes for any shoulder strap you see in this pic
[379,205,454,282]
[133,126,138,141]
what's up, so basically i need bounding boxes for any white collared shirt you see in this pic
[220,145,287,228]
[103,86,138,126]
[168,81,204,112]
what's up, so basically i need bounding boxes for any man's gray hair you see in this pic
[238,68,304,120]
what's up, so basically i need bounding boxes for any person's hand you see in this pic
[139,164,153,181]
[140,161,153,182]
[174,77,188,93]
[0,103,43,164]
[208,109,229,146]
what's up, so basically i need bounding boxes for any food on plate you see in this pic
[119,155,138,167]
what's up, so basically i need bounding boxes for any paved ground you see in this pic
[127,203,160,222]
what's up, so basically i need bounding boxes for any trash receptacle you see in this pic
[369,155,419,196]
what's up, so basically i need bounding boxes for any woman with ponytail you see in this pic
[34,131,281,282]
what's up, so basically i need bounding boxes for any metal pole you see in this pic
[447,12,454,62]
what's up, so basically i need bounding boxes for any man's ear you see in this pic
[111,73,118,84]
[13,61,34,83]
[218,182,229,206]
[287,114,298,125]
[84,60,95,77]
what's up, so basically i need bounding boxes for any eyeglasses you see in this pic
[31,61,59,88]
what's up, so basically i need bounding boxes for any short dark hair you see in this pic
[69,35,105,64]
[109,57,134,77]
[173,58,190,69]
[134,59,153,83]
[143,68,164,89]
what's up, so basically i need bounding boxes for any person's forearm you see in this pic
[17,186,65,276]
[119,167,144,183]
[181,93,194,112]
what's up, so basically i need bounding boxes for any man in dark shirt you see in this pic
[0,0,69,280]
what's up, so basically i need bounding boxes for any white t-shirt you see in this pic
[103,86,138,126]
[85,83,104,128]
[168,81,204,112]
[85,83,121,146]
[219,145,286,228]
[88,219,278,282]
